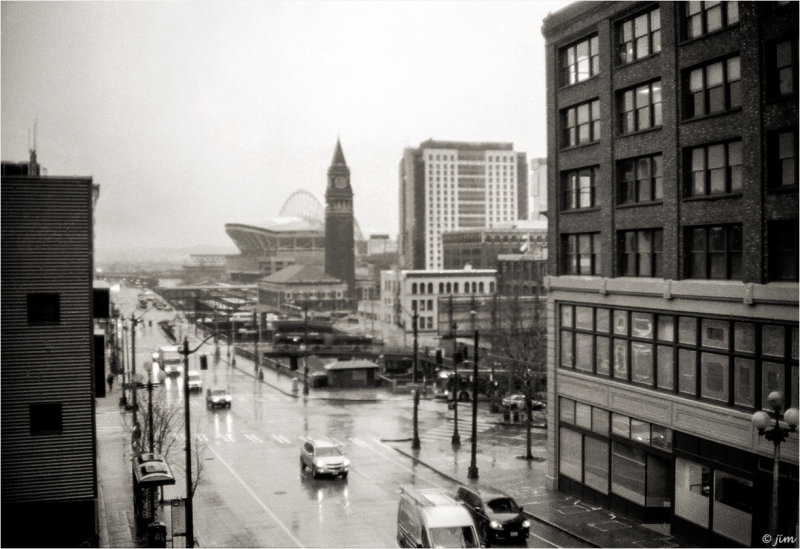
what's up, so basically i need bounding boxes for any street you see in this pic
[113,287,588,548]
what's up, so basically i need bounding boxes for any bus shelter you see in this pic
[132,453,175,531]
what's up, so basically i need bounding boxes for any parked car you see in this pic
[205,387,232,409]
[455,486,530,546]
[501,393,543,411]
[397,486,479,548]
[186,370,202,392]
[299,438,349,479]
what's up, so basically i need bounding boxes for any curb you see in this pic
[388,445,601,549]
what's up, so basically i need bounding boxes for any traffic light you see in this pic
[200,355,208,370]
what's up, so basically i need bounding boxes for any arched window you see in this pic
[479,282,484,293]
[411,283,417,294]
[472,282,477,293]
[490,282,495,293]
[420,283,425,295]
[439,283,444,293]
[454,282,459,293]
[446,282,452,293]
[427,283,433,294]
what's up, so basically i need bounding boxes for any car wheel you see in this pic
[341,471,348,479]
[311,465,317,479]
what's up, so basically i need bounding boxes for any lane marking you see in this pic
[206,445,304,548]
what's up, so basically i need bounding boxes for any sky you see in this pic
[2,1,570,252]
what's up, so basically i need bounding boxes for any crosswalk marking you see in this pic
[271,434,291,445]
[243,433,263,443]
[216,433,235,442]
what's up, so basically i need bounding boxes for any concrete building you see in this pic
[398,139,528,271]
[441,221,547,270]
[542,2,798,546]
[1,157,101,546]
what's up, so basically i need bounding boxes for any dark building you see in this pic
[325,139,356,298]
[1,159,100,546]
[496,254,548,296]
[543,2,798,546]
[398,139,529,270]
[441,223,547,270]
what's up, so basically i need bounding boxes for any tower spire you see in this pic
[331,137,347,167]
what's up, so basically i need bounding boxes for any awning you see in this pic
[132,453,176,487]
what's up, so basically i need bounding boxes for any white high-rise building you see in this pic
[398,139,528,270]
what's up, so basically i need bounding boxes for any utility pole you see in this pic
[303,302,310,396]
[180,338,195,548]
[253,310,259,377]
[130,313,139,427]
[450,295,460,446]
[468,310,479,479]
[231,317,237,367]
[412,389,421,450]
[412,302,419,384]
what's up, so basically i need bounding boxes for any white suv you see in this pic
[300,439,349,479]
[186,370,202,392]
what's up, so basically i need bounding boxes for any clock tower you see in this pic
[325,138,355,303]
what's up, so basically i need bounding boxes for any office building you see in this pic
[543,2,798,546]
[398,139,528,270]
[441,221,547,270]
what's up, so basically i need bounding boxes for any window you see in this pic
[562,233,601,275]
[611,442,646,505]
[685,56,741,118]
[562,100,601,147]
[561,35,599,86]
[768,219,799,281]
[561,167,599,210]
[675,457,711,527]
[619,81,662,133]
[618,154,663,205]
[769,130,797,188]
[618,229,663,277]
[26,293,60,323]
[768,39,796,97]
[29,402,63,434]
[560,428,583,481]
[684,1,739,39]
[584,438,609,494]
[687,141,742,196]
[617,7,661,64]
[685,224,742,280]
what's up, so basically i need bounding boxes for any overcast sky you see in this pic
[2,1,569,252]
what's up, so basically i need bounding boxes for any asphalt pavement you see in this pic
[95,326,695,548]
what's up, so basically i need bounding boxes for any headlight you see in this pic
[343,458,351,467]
[225,396,231,402]
[315,460,325,468]
[489,521,502,530]
[521,520,530,528]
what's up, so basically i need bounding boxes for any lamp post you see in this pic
[467,309,479,479]
[180,337,195,548]
[752,391,799,539]
[130,313,139,427]
[412,302,419,384]
[253,310,260,377]
[231,317,237,367]
[450,295,460,446]
[301,296,317,396]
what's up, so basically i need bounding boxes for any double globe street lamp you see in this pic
[751,391,798,540]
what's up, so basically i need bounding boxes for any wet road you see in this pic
[114,287,587,548]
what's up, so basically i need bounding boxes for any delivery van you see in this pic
[397,486,479,548]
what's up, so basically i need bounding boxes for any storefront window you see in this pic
[657,345,674,390]
[713,471,753,546]
[632,342,653,384]
[733,358,754,407]
[675,457,710,528]
[561,331,573,367]
[646,454,672,507]
[762,325,785,357]
[592,409,610,435]
[762,361,785,411]
[560,398,575,424]
[657,315,674,342]
[596,308,610,332]
[678,349,697,395]
[597,336,610,376]
[575,403,592,429]
[576,334,594,372]
[576,306,593,330]
[679,317,697,344]
[584,437,609,494]
[560,428,582,481]
[611,442,646,505]
[701,353,729,402]
[734,322,754,353]
[702,319,729,350]
[632,312,654,338]
[614,339,629,379]
[612,413,630,438]
[631,419,650,444]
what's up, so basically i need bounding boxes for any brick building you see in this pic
[542,2,798,546]
[441,222,547,270]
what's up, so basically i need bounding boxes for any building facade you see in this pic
[441,222,547,270]
[542,2,798,546]
[398,139,529,271]
[325,139,356,298]
[496,253,548,296]
[1,169,100,546]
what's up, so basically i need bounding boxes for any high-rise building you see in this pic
[398,139,528,270]
[1,158,100,546]
[543,2,798,546]
[325,139,356,297]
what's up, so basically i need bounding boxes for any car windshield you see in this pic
[427,526,478,548]
[210,389,227,396]
[314,446,342,457]
[487,497,520,513]
[188,372,200,379]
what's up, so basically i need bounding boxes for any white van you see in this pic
[397,486,479,548]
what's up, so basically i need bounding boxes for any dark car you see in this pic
[455,486,530,546]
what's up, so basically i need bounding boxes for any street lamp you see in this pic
[301,296,317,396]
[752,391,798,539]
[467,309,479,480]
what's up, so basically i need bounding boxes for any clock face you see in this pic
[334,176,347,189]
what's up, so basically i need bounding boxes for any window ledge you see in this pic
[615,51,661,71]
[617,126,662,139]
[681,107,742,124]
[560,141,600,153]
[560,207,601,215]
[682,192,742,203]
[558,74,600,91]
[766,185,799,195]
[616,201,664,209]
[678,24,740,46]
